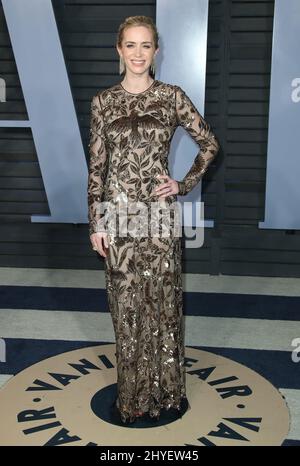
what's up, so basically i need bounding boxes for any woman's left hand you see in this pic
[154,174,179,200]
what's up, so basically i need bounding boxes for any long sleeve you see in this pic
[174,85,220,196]
[87,94,108,236]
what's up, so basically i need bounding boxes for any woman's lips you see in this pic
[131,60,145,66]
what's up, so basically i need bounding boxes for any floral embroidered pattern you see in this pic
[174,85,220,195]
[87,80,220,423]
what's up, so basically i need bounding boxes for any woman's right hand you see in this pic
[90,232,109,258]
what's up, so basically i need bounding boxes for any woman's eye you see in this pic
[125,44,151,48]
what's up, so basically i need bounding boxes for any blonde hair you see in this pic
[116,15,159,50]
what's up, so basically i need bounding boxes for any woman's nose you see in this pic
[135,47,142,57]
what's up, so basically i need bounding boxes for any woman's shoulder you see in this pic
[92,84,118,106]
[155,79,180,89]
[155,79,180,94]
[92,83,122,106]
[154,80,186,101]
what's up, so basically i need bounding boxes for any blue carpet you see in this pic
[0,283,298,444]
[281,439,300,446]
[0,339,299,390]
[0,285,299,320]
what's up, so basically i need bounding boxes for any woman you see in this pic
[87,15,220,424]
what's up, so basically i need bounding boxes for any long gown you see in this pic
[87,79,220,423]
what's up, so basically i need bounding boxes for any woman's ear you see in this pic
[116,45,122,58]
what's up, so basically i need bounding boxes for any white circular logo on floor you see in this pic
[0,345,290,446]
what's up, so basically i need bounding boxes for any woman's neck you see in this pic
[121,75,154,93]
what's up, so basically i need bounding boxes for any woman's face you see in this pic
[117,25,158,77]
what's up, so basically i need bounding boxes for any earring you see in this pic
[150,59,156,75]
[119,56,125,74]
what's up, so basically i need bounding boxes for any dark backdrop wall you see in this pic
[1,0,299,277]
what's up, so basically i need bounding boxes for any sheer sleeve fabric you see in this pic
[174,85,220,196]
[87,94,108,236]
